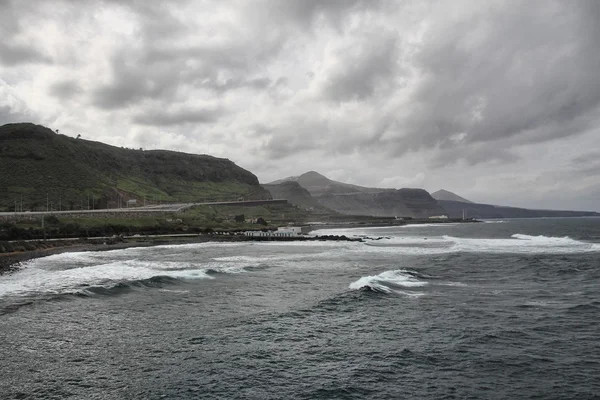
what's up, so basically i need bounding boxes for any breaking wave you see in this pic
[349,269,428,296]
[0,249,261,299]
[361,233,600,255]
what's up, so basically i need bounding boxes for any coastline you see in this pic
[0,236,212,275]
[0,233,361,274]
[0,219,478,275]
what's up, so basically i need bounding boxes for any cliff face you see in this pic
[0,123,270,211]
[439,200,600,219]
[317,189,446,217]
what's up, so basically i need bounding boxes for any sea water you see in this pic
[1,218,599,399]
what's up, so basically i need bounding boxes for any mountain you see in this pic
[262,181,330,212]
[431,189,473,204]
[317,188,446,218]
[269,171,382,196]
[0,123,270,211]
[269,171,445,218]
[438,200,599,219]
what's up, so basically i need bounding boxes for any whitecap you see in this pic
[349,269,428,295]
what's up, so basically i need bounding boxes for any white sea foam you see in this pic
[511,233,576,243]
[449,234,600,254]
[0,258,217,298]
[358,233,600,255]
[399,223,459,229]
[349,269,428,295]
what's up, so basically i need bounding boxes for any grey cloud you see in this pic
[0,104,35,125]
[91,52,178,109]
[322,33,400,102]
[198,77,272,93]
[89,2,285,110]
[572,151,600,167]
[132,107,222,127]
[250,0,386,29]
[429,143,520,169]
[379,1,600,166]
[0,43,52,66]
[48,80,81,99]
[0,1,52,66]
[259,120,328,159]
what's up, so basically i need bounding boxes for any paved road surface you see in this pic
[0,199,287,217]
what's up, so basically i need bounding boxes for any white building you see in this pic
[244,227,302,237]
[276,226,302,236]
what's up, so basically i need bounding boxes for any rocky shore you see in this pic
[0,233,366,275]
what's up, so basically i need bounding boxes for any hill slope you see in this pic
[0,123,270,211]
[317,188,446,218]
[271,171,444,218]
[432,189,473,203]
[438,200,599,219]
[262,181,331,212]
[269,171,383,196]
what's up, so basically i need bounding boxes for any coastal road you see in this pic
[0,199,288,218]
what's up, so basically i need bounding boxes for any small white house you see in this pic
[277,227,301,236]
[428,215,449,219]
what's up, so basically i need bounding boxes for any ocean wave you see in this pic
[349,269,428,295]
[450,234,600,254]
[511,233,576,243]
[0,257,250,298]
[359,233,600,255]
[399,223,459,228]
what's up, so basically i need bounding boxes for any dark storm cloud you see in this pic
[380,1,600,166]
[132,107,222,126]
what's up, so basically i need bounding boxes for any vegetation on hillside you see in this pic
[0,202,315,242]
[0,123,270,212]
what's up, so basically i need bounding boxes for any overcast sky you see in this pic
[2,0,600,211]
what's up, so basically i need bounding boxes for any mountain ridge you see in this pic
[268,171,444,217]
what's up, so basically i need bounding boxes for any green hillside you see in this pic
[0,123,270,211]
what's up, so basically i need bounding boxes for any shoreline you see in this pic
[0,233,364,274]
[0,237,211,275]
[0,219,478,274]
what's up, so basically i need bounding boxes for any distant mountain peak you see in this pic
[301,171,327,178]
[431,189,473,204]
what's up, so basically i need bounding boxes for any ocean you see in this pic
[1,218,600,399]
